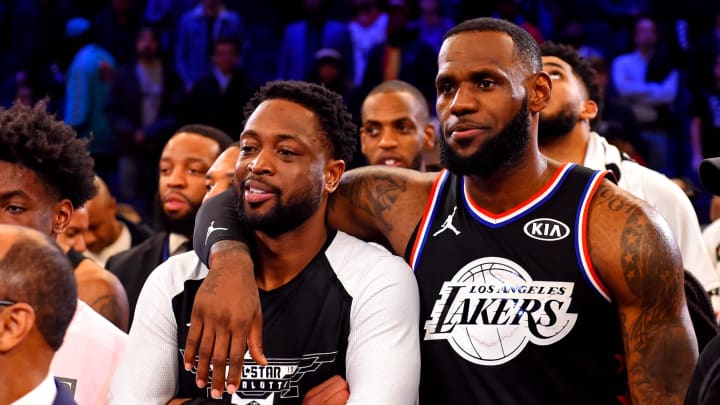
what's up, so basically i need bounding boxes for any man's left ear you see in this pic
[580,99,599,120]
[422,123,436,151]
[325,159,346,193]
[529,71,552,113]
[52,199,73,235]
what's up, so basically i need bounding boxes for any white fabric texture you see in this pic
[108,231,420,404]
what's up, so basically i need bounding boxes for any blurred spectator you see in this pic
[411,0,455,54]
[106,125,233,327]
[175,0,247,92]
[276,0,354,82]
[310,48,361,117]
[558,18,606,60]
[0,0,70,107]
[84,176,154,268]
[106,25,183,216]
[93,0,140,67]
[361,0,437,113]
[63,17,118,181]
[458,0,544,43]
[587,55,647,165]
[690,52,720,171]
[56,205,131,331]
[186,38,258,138]
[611,15,680,176]
[347,0,388,86]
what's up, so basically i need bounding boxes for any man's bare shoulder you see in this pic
[586,179,682,297]
[75,260,130,331]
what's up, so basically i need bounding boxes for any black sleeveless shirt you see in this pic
[405,163,628,404]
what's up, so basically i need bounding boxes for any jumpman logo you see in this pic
[205,221,229,244]
[433,206,461,237]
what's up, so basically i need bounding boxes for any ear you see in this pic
[0,303,35,353]
[528,71,552,113]
[52,199,73,235]
[324,159,346,194]
[359,128,368,156]
[579,99,599,121]
[422,123,436,151]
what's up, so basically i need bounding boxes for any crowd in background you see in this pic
[1,0,720,224]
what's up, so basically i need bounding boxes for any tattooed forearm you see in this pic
[617,193,693,404]
[337,170,407,231]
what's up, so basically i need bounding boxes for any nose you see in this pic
[166,166,187,188]
[378,128,399,150]
[74,235,87,253]
[448,83,478,117]
[83,230,96,251]
[247,149,274,175]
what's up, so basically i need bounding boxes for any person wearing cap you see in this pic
[276,0,354,83]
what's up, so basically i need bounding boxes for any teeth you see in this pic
[383,159,397,165]
[248,187,265,194]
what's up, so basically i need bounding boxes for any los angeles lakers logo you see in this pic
[424,257,577,366]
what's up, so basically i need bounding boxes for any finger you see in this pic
[304,375,347,401]
[209,327,231,399]
[325,386,350,405]
[247,309,266,366]
[184,314,203,371]
[194,327,215,389]
[225,332,247,395]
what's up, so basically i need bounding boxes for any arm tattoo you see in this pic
[617,192,689,403]
[337,172,407,232]
[91,294,123,328]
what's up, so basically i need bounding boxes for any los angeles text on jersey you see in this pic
[424,257,577,366]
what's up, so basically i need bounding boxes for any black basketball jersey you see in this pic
[174,231,350,404]
[406,163,628,404]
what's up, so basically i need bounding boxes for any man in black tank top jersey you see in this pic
[189,17,698,404]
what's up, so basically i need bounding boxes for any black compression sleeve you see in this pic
[193,188,247,266]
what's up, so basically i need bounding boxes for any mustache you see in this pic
[235,176,281,195]
[162,191,190,204]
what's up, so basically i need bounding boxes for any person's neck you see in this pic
[538,123,590,166]
[463,138,553,215]
[0,344,53,403]
[253,209,329,291]
[110,218,124,244]
[637,45,655,59]
[138,57,160,68]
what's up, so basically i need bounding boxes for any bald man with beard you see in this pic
[84,176,153,267]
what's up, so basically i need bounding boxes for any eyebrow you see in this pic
[0,190,30,201]
[542,61,567,71]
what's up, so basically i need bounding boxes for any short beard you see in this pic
[234,179,322,237]
[162,204,200,238]
[538,109,577,145]
[440,98,530,177]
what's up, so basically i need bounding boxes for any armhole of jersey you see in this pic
[575,170,613,303]
[409,170,450,271]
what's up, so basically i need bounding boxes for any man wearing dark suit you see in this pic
[107,125,233,327]
[186,38,257,137]
[106,25,184,218]
[0,225,79,405]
